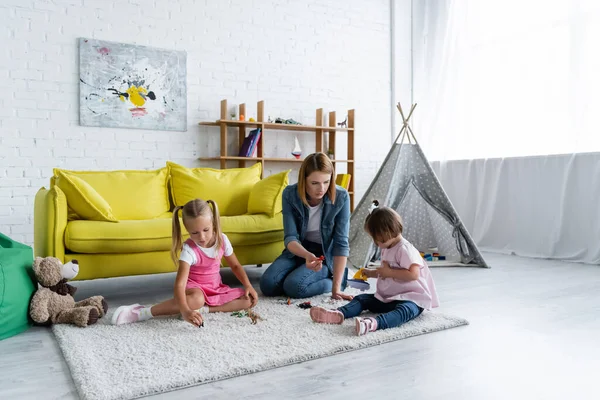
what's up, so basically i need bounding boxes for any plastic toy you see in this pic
[239,114,245,121]
[231,309,263,324]
[249,117,256,122]
[297,301,312,309]
[347,279,370,291]
[231,310,247,318]
[353,268,368,281]
[347,267,371,291]
[247,309,263,324]
[337,117,347,128]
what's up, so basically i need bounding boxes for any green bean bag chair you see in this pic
[0,232,36,340]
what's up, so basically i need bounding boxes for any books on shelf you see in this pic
[238,128,261,157]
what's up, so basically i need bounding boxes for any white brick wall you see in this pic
[0,0,412,245]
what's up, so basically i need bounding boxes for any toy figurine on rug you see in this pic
[231,309,263,324]
[297,301,312,309]
[29,257,108,327]
[247,308,264,324]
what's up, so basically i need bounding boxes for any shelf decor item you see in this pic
[198,99,356,210]
[291,136,302,159]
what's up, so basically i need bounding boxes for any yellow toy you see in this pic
[353,268,368,281]
[249,117,256,122]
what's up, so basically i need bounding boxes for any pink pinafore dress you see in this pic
[184,237,245,306]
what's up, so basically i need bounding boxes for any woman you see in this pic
[260,152,353,300]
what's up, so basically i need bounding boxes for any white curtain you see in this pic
[412,0,600,264]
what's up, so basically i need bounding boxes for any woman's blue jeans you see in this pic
[260,240,347,298]
[338,293,423,330]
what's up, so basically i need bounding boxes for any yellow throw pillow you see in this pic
[53,168,170,220]
[247,170,290,217]
[55,171,118,222]
[167,162,262,216]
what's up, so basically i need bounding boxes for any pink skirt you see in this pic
[186,280,245,306]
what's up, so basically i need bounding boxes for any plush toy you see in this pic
[29,257,108,327]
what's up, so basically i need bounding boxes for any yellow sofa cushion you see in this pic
[167,162,261,216]
[53,168,170,220]
[54,171,118,222]
[220,213,283,233]
[65,213,283,254]
[248,170,290,217]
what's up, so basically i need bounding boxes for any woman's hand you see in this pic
[245,286,259,307]
[305,253,323,272]
[331,290,353,301]
[182,309,203,327]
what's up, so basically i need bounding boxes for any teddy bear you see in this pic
[29,257,108,327]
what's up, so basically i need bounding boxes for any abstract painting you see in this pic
[79,38,187,131]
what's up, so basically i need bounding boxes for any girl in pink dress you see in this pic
[112,198,258,327]
[309,200,439,336]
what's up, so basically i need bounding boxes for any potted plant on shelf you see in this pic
[326,148,335,160]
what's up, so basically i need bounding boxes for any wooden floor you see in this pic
[1,252,599,400]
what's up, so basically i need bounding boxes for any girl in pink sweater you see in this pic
[310,200,439,335]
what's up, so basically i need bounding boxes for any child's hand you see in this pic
[305,254,323,272]
[182,309,203,327]
[378,262,394,279]
[362,268,379,279]
[245,286,259,307]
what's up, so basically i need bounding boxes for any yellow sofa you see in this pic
[34,162,288,281]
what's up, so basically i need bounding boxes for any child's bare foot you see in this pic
[309,306,344,324]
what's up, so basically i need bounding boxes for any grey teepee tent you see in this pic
[348,102,489,268]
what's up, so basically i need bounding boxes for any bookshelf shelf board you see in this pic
[199,120,353,132]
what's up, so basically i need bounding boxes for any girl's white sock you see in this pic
[138,306,154,321]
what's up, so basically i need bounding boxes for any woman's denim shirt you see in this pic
[281,183,350,269]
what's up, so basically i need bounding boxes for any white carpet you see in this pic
[52,290,468,400]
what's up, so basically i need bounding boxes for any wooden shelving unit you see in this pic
[198,99,355,210]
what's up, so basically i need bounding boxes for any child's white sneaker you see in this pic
[355,317,378,336]
[111,304,146,325]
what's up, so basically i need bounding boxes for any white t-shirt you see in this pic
[179,234,234,266]
[304,203,323,243]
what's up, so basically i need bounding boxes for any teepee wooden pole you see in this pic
[396,102,418,144]
[396,103,411,144]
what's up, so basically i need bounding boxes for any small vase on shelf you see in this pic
[291,136,302,159]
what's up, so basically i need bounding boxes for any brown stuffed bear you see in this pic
[29,257,108,327]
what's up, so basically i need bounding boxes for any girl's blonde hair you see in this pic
[297,152,336,206]
[364,200,404,243]
[171,198,222,266]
